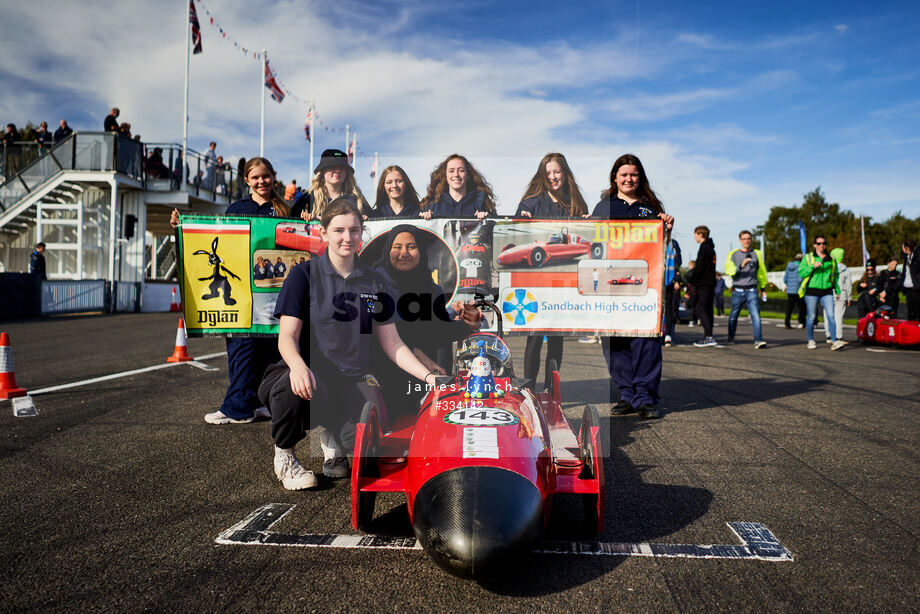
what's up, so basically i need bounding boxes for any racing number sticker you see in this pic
[444,408,519,426]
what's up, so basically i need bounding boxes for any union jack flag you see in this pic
[189,0,203,54]
[264,58,285,103]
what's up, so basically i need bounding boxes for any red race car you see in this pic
[497,226,603,268]
[607,275,643,285]
[351,299,604,578]
[857,306,920,347]
[274,223,327,255]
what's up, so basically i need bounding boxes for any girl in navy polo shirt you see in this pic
[259,199,441,490]
[369,165,422,218]
[515,153,589,384]
[592,154,673,420]
[419,154,496,219]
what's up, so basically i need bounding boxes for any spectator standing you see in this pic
[3,123,20,175]
[118,123,131,138]
[284,179,297,202]
[53,119,72,143]
[783,253,806,328]
[899,239,919,320]
[877,257,902,316]
[824,248,852,343]
[856,261,880,317]
[798,236,843,350]
[235,157,246,199]
[714,272,726,316]
[592,153,674,420]
[203,141,218,190]
[663,238,682,346]
[725,230,768,348]
[34,122,53,151]
[685,260,697,327]
[104,108,120,132]
[687,226,717,347]
[215,155,227,193]
[30,242,47,280]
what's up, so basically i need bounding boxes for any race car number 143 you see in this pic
[444,408,519,426]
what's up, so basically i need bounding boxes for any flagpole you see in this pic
[860,214,868,267]
[345,124,349,153]
[182,0,190,190]
[260,50,266,157]
[353,133,358,177]
[309,100,315,181]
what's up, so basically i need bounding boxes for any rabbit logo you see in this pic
[193,237,241,306]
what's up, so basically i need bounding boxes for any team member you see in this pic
[274,257,287,278]
[419,154,496,219]
[592,154,673,420]
[290,149,370,221]
[370,165,422,218]
[514,153,588,383]
[171,157,292,424]
[856,260,880,317]
[372,224,481,412]
[259,200,442,490]
[798,235,843,350]
[901,239,920,320]
[783,254,806,328]
[877,257,902,315]
[724,230,768,348]
[687,225,717,347]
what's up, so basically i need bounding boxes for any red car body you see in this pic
[857,310,920,346]
[497,231,600,268]
[351,330,603,578]
[274,223,327,255]
[607,275,643,285]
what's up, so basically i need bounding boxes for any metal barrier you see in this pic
[41,280,106,314]
[114,281,141,313]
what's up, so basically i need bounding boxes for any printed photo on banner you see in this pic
[493,221,605,271]
[577,259,649,296]
[252,250,306,288]
[359,226,459,300]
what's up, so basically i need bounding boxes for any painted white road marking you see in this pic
[216,504,793,561]
[30,351,227,396]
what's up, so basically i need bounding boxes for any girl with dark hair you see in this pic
[592,154,673,420]
[370,165,421,218]
[372,225,481,411]
[902,239,920,321]
[419,154,496,219]
[515,153,588,383]
[259,200,443,490]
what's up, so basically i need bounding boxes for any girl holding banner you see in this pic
[419,154,496,219]
[515,153,589,384]
[369,165,422,218]
[592,154,673,420]
[291,149,371,221]
[259,199,442,490]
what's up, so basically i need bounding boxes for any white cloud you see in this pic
[835,24,849,34]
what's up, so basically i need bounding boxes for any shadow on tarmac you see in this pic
[661,376,827,414]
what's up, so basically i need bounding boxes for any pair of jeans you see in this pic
[728,288,762,342]
[804,294,836,341]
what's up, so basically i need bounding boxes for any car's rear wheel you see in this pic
[590,243,604,259]
[531,247,546,267]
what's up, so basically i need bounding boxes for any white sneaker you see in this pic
[807,340,817,349]
[664,335,672,347]
[754,340,767,349]
[254,406,271,420]
[831,340,846,351]
[795,323,804,329]
[825,339,833,344]
[204,410,254,425]
[319,429,350,478]
[577,336,598,344]
[273,446,318,490]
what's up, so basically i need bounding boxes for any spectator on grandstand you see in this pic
[783,253,806,328]
[369,165,422,218]
[284,179,298,202]
[2,123,18,146]
[34,122,53,150]
[419,154,496,219]
[145,148,170,179]
[104,108,120,132]
[290,149,370,221]
[878,257,902,316]
[215,156,227,193]
[53,119,72,143]
[901,239,920,321]
[203,141,218,190]
[118,123,131,138]
[856,260,880,317]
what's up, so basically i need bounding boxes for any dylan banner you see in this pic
[494,219,665,337]
[176,215,493,336]
[177,215,663,337]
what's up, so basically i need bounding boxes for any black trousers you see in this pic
[258,362,385,451]
[694,285,714,337]
[905,288,920,321]
[523,335,563,383]
[785,293,806,326]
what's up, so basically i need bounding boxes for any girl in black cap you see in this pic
[370,165,422,218]
[291,149,370,221]
[372,224,481,413]
[419,154,496,219]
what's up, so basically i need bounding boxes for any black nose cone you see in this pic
[412,466,543,578]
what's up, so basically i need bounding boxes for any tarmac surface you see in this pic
[1,312,918,612]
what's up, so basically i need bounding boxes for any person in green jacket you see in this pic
[724,230,769,348]
[798,235,844,350]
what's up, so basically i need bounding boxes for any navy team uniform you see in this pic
[218,198,281,421]
[592,197,663,413]
[258,252,390,451]
[515,193,573,383]
[426,190,488,218]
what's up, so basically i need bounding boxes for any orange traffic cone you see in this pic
[169,287,182,312]
[0,332,27,399]
[167,319,193,363]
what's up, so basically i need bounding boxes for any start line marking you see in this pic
[215,503,793,562]
[29,351,227,396]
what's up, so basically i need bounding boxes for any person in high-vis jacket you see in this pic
[724,230,768,348]
[798,235,843,351]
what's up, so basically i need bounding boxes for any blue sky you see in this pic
[2,0,918,262]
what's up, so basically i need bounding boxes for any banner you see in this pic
[177,216,663,337]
